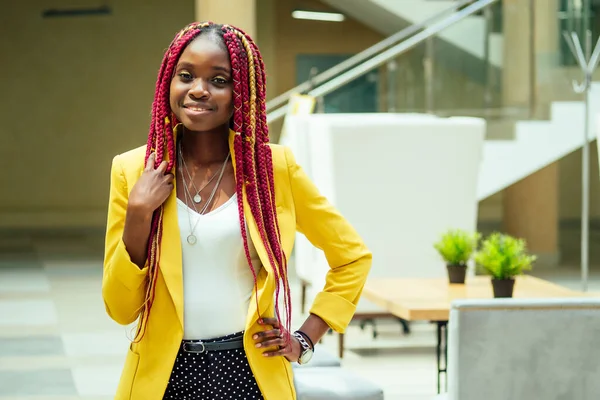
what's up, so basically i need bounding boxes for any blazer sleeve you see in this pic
[102,154,149,325]
[284,146,372,333]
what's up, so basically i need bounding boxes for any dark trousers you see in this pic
[163,331,263,400]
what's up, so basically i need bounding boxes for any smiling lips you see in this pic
[183,104,214,112]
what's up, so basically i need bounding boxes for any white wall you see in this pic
[0,0,193,229]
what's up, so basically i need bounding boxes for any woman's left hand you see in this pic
[253,318,301,362]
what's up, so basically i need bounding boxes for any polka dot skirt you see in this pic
[163,331,264,399]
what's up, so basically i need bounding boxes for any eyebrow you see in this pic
[176,61,231,74]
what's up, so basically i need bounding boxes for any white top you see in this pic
[176,193,262,340]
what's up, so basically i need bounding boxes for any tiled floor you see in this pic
[1,229,599,400]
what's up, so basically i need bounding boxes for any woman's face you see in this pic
[170,35,234,133]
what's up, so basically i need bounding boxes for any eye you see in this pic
[213,77,229,85]
[178,72,193,82]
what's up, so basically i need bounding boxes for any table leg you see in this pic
[436,321,448,394]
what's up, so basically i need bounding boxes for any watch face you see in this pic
[299,349,313,364]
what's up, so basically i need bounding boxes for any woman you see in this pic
[102,22,371,400]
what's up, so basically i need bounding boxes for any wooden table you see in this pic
[362,275,585,393]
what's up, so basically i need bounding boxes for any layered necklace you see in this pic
[178,140,231,245]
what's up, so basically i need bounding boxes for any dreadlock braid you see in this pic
[134,22,292,345]
[227,29,293,341]
[238,36,286,323]
[223,29,261,327]
[250,43,291,321]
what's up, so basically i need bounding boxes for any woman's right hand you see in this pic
[128,152,175,215]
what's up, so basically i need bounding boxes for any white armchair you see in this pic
[437,297,600,400]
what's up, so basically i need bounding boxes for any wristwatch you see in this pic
[292,331,314,365]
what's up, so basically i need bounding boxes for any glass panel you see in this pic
[282,0,600,121]
[379,2,509,117]
[296,54,379,113]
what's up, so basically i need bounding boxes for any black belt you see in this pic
[182,336,244,354]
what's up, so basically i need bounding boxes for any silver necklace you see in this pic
[178,147,230,245]
[179,145,226,204]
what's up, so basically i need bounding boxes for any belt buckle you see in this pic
[183,341,206,354]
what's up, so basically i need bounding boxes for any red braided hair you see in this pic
[134,22,292,344]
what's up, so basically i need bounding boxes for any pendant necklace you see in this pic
[178,143,231,245]
[179,143,226,204]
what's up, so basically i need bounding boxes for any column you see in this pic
[195,0,257,38]
[501,0,531,107]
[503,164,559,266]
[501,0,560,266]
[255,0,277,99]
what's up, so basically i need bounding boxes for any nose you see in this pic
[189,79,210,99]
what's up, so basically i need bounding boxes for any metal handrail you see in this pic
[267,0,499,123]
[265,0,475,113]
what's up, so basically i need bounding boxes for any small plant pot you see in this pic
[491,278,515,298]
[447,264,467,284]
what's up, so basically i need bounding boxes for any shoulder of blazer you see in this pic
[113,145,147,183]
[116,144,147,170]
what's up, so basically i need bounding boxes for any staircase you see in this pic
[322,0,503,68]
[478,85,599,200]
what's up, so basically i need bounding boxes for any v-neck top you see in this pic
[176,193,263,340]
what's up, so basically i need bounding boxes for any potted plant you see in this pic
[433,229,480,284]
[474,232,537,298]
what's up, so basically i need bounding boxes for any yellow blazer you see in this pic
[102,129,372,400]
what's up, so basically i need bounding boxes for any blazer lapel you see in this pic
[159,187,184,328]
[158,126,184,328]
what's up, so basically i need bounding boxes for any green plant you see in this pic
[433,229,481,266]
[474,233,536,280]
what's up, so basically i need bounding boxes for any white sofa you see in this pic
[436,297,600,400]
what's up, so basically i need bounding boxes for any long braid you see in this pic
[233,32,285,318]
[234,31,291,336]
[252,41,291,324]
[227,28,292,340]
[223,30,261,321]
[244,29,291,328]
[235,37,284,323]
[226,26,292,338]
[135,22,292,345]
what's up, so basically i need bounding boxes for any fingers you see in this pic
[262,339,297,358]
[156,160,168,174]
[163,173,175,184]
[255,318,291,358]
[257,337,286,349]
[145,153,156,171]
[253,329,281,347]
[258,318,280,328]
[262,345,291,358]
[163,173,174,191]
[145,153,172,175]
